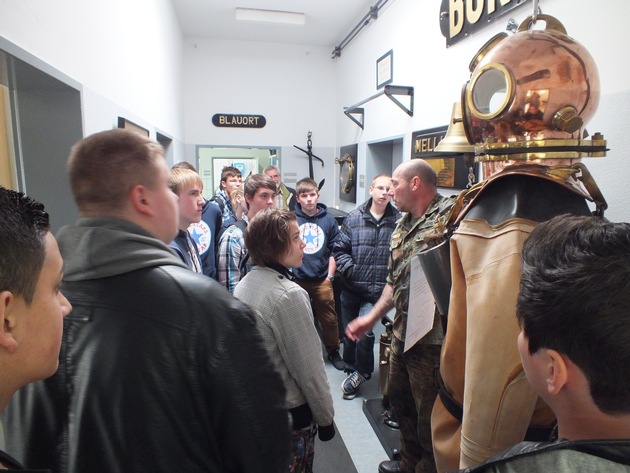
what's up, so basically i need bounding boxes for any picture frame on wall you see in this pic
[376,49,393,89]
[118,117,150,137]
[424,157,466,189]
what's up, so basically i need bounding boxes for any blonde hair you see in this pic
[230,185,244,209]
[169,168,203,196]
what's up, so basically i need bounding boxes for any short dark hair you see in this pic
[243,173,276,205]
[517,214,630,413]
[0,187,50,303]
[296,178,318,195]
[220,166,242,183]
[68,129,164,215]
[245,208,297,267]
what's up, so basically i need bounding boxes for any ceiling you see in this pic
[170,0,379,48]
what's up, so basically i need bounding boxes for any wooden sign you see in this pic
[411,126,448,159]
[212,114,266,128]
[440,0,529,47]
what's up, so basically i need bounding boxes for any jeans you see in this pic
[340,290,375,376]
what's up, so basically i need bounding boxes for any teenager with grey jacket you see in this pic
[235,209,335,472]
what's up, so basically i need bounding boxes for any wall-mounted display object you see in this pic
[337,144,358,203]
[118,117,149,137]
[336,154,355,194]
[294,131,325,184]
[411,126,468,189]
[376,49,393,89]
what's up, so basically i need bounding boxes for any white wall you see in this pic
[0,0,628,220]
[182,38,338,204]
[333,0,630,222]
[0,0,185,149]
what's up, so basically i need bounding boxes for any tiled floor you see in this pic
[315,322,398,473]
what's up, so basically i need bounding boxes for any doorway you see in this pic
[0,84,16,189]
[0,44,83,232]
[363,137,403,201]
[196,145,279,198]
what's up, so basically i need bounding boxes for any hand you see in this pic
[318,423,335,441]
[346,316,374,342]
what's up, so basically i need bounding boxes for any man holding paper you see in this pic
[346,159,455,473]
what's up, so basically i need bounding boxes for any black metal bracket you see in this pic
[332,0,390,58]
[344,108,365,129]
[343,85,414,129]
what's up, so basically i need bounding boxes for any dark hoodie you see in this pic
[293,202,340,280]
[189,199,223,278]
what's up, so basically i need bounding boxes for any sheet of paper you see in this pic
[404,256,435,352]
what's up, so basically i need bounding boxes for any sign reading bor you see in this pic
[440,0,529,47]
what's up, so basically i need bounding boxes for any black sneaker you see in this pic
[327,350,347,371]
[341,370,366,400]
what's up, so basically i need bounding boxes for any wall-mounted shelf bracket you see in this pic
[344,107,365,129]
[343,85,414,129]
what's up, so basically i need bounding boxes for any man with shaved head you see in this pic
[347,159,456,473]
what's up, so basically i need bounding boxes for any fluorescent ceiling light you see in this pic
[235,8,306,25]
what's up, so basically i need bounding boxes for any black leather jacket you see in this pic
[5,218,290,473]
[461,439,630,472]
[0,449,49,472]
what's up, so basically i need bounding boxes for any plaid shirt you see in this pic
[212,190,237,226]
[217,216,251,293]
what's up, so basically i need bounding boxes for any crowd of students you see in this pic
[2,128,630,473]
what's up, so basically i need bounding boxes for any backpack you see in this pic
[209,194,225,214]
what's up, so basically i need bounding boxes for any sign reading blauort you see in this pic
[212,113,266,128]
